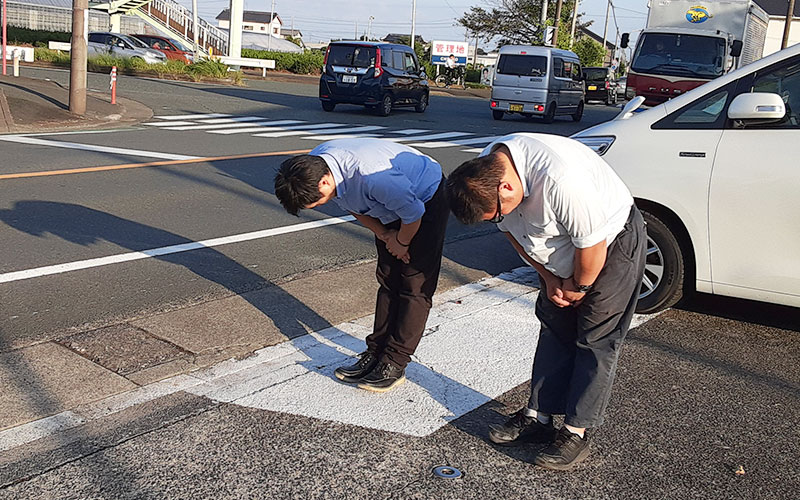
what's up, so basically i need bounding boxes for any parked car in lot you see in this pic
[490,45,585,123]
[319,41,429,116]
[131,34,193,63]
[616,76,627,100]
[88,32,166,64]
[572,43,800,313]
[582,66,618,105]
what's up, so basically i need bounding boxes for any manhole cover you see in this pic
[432,465,463,479]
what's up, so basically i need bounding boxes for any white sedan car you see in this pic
[573,44,800,313]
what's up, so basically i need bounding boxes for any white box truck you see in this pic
[622,0,769,105]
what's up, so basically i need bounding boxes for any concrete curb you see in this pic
[0,89,13,134]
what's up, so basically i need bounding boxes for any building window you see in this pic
[243,25,253,30]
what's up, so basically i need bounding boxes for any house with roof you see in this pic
[757,0,800,55]
[215,9,283,38]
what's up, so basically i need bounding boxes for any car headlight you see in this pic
[573,136,616,156]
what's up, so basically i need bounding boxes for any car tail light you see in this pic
[323,46,330,66]
[605,81,610,90]
[490,101,498,108]
[374,48,383,77]
[535,104,544,112]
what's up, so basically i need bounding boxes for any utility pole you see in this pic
[540,0,549,44]
[602,0,611,66]
[355,20,358,40]
[227,0,244,58]
[368,16,374,41]
[192,0,199,58]
[410,0,417,50]
[782,0,796,49]
[267,0,275,51]
[2,0,7,76]
[69,0,88,115]
[570,0,579,48]
[552,0,564,46]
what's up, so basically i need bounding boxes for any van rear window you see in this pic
[497,55,547,76]
[328,45,376,68]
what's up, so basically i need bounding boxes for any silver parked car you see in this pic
[88,32,167,64]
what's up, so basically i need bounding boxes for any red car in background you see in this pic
[131,34,194,63]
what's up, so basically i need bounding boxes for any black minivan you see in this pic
[319,41,429,116]
[582,66,618,105]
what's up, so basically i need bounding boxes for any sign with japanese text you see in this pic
[431,40,469,66]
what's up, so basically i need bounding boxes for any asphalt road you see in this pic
[1,68,797,499]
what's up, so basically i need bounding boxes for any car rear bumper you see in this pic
[319,76,382,104]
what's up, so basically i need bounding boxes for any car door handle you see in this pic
[679,152,706,158]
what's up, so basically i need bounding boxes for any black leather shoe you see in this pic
[488,409,556,445]
[334,351,379,383]
[533,427,590,471]
[357,362,406,393]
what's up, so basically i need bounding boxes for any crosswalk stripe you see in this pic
[302,133,382,141]
[246,123,350,138]
[154,113,231,120]
[165,121,306,131]
[384,131,471,143]
[409,136,499,149]
[461,148,484,153]
[194,116,270,124]
[207,121,311,135]
[391,129,432,135]
[297,125,385,137]
[143,121,197,127]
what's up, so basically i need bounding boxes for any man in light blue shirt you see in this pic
[274,139,448,392]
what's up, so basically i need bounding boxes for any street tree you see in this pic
[572,37,605,67]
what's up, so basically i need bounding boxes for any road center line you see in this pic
[0,216,356,284]
[0,149,312,180]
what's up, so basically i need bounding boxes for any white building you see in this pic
[216,9,282,37]
[758,0,800,56]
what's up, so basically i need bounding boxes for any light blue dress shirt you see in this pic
[311,138,442,224]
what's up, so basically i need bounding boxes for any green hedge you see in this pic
[241,49,324,74]
[33,48,242,83]
[8,26,70,45]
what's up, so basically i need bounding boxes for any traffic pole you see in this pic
[2,0,7,76]
[110,66,117,105]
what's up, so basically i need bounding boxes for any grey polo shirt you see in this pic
[485,133,634,279]
[311,138,442,224]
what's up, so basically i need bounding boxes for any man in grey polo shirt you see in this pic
[446,132,646,470]
[274,138,448,393]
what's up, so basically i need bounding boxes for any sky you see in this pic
[176,0,650,51]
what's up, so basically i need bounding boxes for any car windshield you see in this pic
[631,33,725,78]
[583,68,608,81]
[497,54,547,77]
[328,45,376,68]
[169,39,191,52]
[126,36,149,49]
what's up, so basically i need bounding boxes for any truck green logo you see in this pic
[686,6,712,23]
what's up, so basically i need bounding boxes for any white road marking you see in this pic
[164,121,307,131]
[236,123,349,138]
[154,113,231,120]
[254,130,316,138]
[461,147,484,154]
[205,120,311,134]
[384,131,472,143]
[409,136,499,149]
[391,129,431,135]
[302,133,382,141]
[0,267,663,450]
[0,216,355,284]
[0,136,200,160]
[194,116,270,124]
[143,121,197,127]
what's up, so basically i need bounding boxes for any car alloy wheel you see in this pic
[636,210,687,314]
[377,94,393,116]
[415,93,428,113]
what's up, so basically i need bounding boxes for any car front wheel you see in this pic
[636,210,687,314]
[415,93,428,113]
[377,94,393,116]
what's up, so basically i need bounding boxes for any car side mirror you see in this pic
[731,40,743,58]
[620,33,629,49]
[728,92,785,123]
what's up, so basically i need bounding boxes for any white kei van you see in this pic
[490,45,585,123]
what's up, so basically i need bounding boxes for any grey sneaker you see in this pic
[488,409,556,446]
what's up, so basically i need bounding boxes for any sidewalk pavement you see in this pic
[0,265,551,452]
[0,75,152,134]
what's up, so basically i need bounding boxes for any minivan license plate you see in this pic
[588,85,597,91]
[342,75,357,83]
[509,104,524,112]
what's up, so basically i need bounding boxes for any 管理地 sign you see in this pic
[431,41,469,66]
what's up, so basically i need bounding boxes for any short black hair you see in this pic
[274,155,330,215]
[445,153,506,224]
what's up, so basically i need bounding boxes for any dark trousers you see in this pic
[366,179,449,369]
[528,206,646,428]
